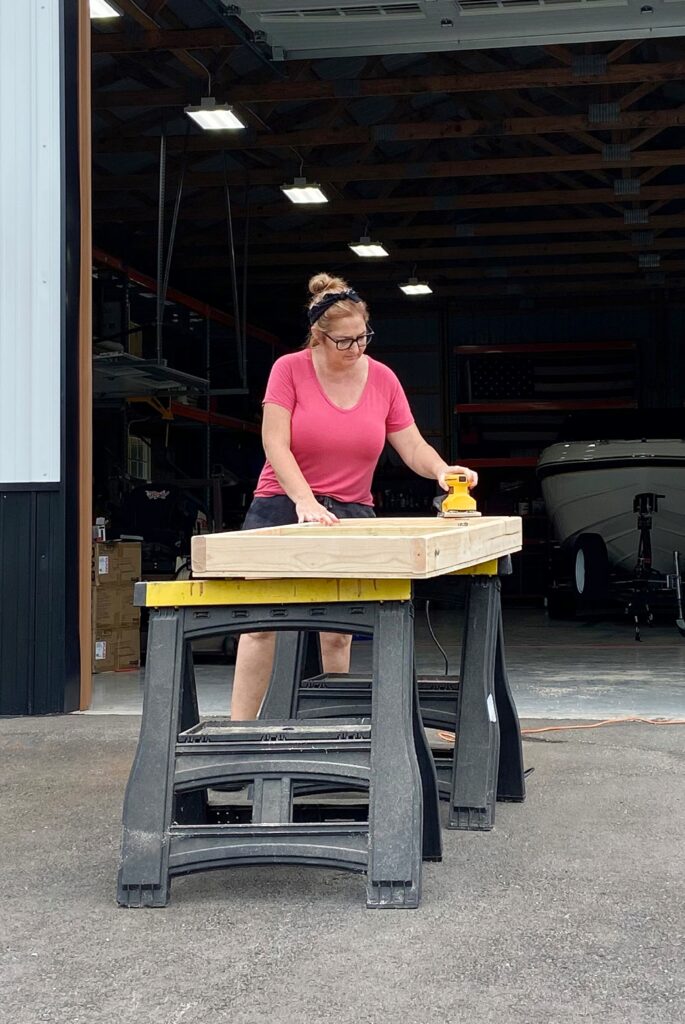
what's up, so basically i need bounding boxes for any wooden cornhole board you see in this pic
[191,516,522,580]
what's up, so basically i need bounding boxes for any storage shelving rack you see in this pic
[92,249,285,535]
[452,339,639,598]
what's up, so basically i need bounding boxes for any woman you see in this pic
[230,272,477,720]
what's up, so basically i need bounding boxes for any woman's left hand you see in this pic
[437,465,478,491]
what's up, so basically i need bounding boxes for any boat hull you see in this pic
[537,440,685,576]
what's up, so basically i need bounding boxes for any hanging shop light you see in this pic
[184,97,246,131]
[281,177,328,205]
[399,277,432,296]
[90,0,122,17]
[349,236,389,259]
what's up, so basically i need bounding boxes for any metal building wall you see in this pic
[0,491,66,714]
[0,0,82,715]
[0,1,62,484]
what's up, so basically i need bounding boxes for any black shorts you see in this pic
[242,494,375,531]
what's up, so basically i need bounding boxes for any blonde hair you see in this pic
[306,273,369,347]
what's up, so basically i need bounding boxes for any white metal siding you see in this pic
[0,0,62,483]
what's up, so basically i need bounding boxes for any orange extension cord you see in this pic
[437,716,685,744]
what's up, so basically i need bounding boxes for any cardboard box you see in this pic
[92,584,140,630]
[92,628,116,673]
[92,541,142,587]
[115,626,141,670]
[116,542,142,584]
[92,624,141,673]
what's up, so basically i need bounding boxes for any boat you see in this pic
[537,438,685,576]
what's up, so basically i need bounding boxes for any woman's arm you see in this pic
[387,423,478,490]
[262,403,338,523]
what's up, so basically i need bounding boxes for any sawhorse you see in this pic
[117,578,441,910]
[261,558,526,829]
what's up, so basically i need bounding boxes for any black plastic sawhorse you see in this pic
[261,563,526,830]
[117,578,441,910]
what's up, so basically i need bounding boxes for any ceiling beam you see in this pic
[428,277,684,299]
[619,81,663,110]
[92,60,685,108]
[108,0,210,80]
[94,183,685,221]
[401,259,685,281]
[628,103,685,151]
[607,41,643,63]
[92,148,685,190]
[495,91,609,205]
[91,28,239,54]
[237,214,685,246]
[541,45,573,67]
[94,107,685,153]
[233,277,681,300]
[175,237,685,267]
[297,277,683,300]
[175,258,685,281]
[175,257,684,286]
[459,50,612,219]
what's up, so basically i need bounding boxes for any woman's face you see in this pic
[315,313,370,367]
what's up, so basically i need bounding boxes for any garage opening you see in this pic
[88,1,685,714]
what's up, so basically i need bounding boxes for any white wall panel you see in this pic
[0,0,62,483]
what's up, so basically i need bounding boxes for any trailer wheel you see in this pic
[573,533,609,600]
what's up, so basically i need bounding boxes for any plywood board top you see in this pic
[191,515,522,580]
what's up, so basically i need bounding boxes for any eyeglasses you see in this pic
[321,329,374,351]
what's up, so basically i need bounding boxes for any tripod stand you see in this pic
[626,492,664,641]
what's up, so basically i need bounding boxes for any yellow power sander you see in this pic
[434,473,481,518]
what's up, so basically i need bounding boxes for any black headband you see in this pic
[308,289,361,326]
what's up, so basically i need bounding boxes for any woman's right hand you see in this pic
[295,497,339,525]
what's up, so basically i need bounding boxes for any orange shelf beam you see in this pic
[93,247,286,351]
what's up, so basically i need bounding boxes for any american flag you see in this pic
[468,352,636,402]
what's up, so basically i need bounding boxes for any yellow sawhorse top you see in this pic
[135,559,500,608]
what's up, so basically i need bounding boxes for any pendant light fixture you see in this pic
[281,176,328,205]
[349,235,389,258]
[185,97,245,131]
[400,277,432,296]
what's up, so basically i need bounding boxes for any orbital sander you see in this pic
[434,473,481,518]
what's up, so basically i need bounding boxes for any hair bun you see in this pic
[308,272,349,298]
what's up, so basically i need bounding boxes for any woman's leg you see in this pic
[231,497,296,720]
[232,626,352,716]
[231,631,352,720]
[314,500,370,675]
[320,632,353,674]
[230,631,276,720]
[230,497,368,717]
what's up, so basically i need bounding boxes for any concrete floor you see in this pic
[1,713,684,1024]
[3,608,683,1022]
[88,607,685,719]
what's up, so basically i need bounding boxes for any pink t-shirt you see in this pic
[254,349,414,505]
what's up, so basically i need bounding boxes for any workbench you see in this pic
[117,517,524,910]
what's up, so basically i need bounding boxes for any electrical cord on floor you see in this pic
[520,716,685,734]
[437,716,685,745]
[425,600,449,676]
